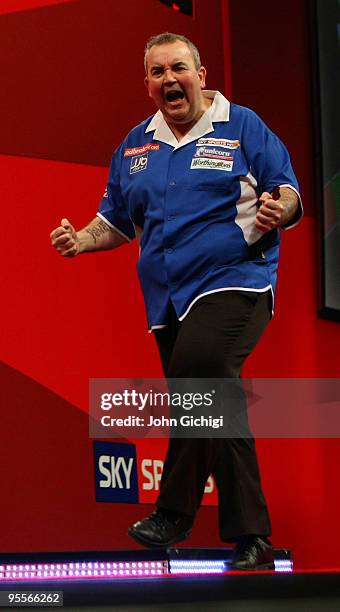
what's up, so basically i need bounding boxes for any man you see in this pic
[51,32,302,570]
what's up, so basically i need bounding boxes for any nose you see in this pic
[163,68,176,83]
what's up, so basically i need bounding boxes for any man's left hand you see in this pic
[255,187,299,232]
[255,191,285,233]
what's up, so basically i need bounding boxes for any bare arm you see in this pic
[255,186,300,233]
[50,216,129,257]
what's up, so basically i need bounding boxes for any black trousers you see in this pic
[154,290,272,541]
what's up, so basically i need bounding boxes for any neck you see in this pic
[168,120,198,142]
[167,97,213,142]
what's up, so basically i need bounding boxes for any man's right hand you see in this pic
[50,218,79,257]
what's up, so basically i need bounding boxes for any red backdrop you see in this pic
[0,0,338,570]
[0,0,226,554]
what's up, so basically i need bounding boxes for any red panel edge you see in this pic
[0,0,74,17]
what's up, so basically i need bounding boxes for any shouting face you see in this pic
[144,40,208,134]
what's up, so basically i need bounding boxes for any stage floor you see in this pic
[0,548,339,610]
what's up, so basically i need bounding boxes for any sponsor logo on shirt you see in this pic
[191,146,235,171]
[103,187,108,198]
[196,138,240,149]
[124,143,160,157]
[194,146,234,161]
[191,158,234,171]
[130,153,148,174]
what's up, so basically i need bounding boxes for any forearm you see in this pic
[77,216,129,253]
[278,187,299,228]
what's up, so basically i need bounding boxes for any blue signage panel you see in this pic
[94,441,138,503]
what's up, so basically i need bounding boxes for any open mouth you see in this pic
[165,90,185,103]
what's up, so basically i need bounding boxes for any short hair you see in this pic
[144,32,201,72]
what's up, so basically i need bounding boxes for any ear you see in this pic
[144,76,152,98]
[198,66,207,89]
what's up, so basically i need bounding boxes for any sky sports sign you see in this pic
[93,440,217,505]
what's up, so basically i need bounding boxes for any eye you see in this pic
[173,64,187,72]
[151,67,163,77]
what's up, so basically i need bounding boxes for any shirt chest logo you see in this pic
[196,138,240,149]
[191,146,235,172]
[124,143,160,156]
[130,153,148,174]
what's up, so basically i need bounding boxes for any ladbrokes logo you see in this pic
[94,440,217,505]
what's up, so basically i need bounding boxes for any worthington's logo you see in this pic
[191,158,234,171]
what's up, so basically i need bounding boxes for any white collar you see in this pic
[145,91,230,149]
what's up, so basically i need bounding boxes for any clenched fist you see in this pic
[50,218,79,257]
[255,191,285,233]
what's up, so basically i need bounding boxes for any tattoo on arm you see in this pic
[85,220,114,244]
[279,189,299,226]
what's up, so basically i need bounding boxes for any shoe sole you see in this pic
[128,527,192,549]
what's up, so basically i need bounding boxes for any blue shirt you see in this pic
[98,92,302,330]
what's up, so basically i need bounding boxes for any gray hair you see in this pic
[144,32,201,72]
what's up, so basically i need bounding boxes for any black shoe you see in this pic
[128,509,193,548]
[229,536,274,571]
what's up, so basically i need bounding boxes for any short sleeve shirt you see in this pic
[98,91,302,330]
